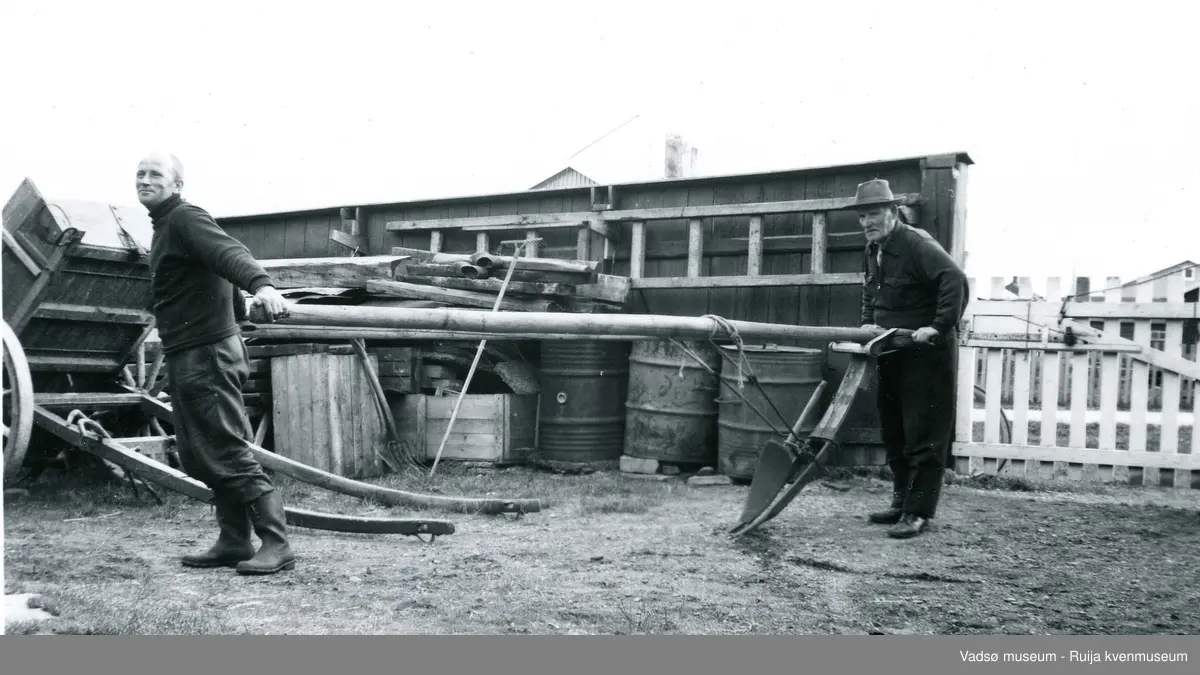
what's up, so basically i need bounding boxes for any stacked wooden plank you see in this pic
[235,251,620,398]
[251,251,631,313]
[382,247,630,314]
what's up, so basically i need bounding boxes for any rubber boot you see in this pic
[236,489,296,575]
[181,494,255,568]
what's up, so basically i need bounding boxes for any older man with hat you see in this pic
[855,178,968,539]
[135,150,297,574]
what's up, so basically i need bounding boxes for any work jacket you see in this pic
[860,222,969,338]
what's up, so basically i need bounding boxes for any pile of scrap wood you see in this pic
[220,249,630,403]
[248,248,630,316]
[382,246,630,313]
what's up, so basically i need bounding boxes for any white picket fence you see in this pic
[955,273,1200,488]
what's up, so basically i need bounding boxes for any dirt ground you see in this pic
[5,462,1200,635]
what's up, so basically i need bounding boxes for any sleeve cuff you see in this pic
[248,278,274,295]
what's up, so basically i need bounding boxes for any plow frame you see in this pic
[728,329,929,537]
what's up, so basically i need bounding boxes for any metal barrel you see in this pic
[716,344,826,480]
[537,340,631,464]
[622,338,722,464]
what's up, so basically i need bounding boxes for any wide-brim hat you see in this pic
[853,179,899,208]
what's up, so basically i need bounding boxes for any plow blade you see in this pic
[731,438,803,529]
[728,439,833,536]
[728,354,872,536]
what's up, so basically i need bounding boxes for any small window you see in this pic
[1186,268,1195,280]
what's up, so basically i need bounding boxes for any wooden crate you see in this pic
[367,345,419,394]
[393,393,538,464]
[270,349,388,478]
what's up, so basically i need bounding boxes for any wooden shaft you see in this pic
[238,324,652,341]
[264,304,917,346]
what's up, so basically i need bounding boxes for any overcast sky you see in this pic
[2,1,1196,289]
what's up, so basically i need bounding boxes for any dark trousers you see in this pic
[165,333,274,505]
[875,341,956,518]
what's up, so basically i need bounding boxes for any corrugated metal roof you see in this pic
[529,166,599,190]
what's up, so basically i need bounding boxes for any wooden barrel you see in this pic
[537,340,630,465]
[716,345,825,480]
[622,338,721,464]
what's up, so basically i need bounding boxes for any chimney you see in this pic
[664,134,685,178]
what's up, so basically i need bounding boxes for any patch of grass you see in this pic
[956,473,1040,492]
[579,493,655,515]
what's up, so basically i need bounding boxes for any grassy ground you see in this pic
[6,461,1200,635]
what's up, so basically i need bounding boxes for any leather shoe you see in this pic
[886,513,928,539]
[868,507,903,524]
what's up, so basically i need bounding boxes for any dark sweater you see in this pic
[147,194,274,354]
[860,222,969,337]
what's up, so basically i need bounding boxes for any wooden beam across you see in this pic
[364,279,561,312]
[953,442,1200,472]
[26,355,123,373]
[384,193,923,232]
[31,303,152,325]
[259,255,408,289]
[34,392,147,409]
[962,338,1141,353]
[390,272,629,305]
[1060,319,1200,380]
[616,231,868,262]
[631,272,863,290]
[967,300,1200,321]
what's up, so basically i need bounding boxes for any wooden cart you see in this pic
[2,177,163,482]
[0,178,489,537]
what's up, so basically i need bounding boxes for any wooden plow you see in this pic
[727,328,928,536]
[0,179,546,540]
[247,303,931,536]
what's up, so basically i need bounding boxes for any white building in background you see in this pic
[525,114,701,190]
[1119,260,1197,301]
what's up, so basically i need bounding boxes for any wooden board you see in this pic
[383,273,629,306]
[392,393,537,464]
[365,279,561,312]
[257,255,407,288]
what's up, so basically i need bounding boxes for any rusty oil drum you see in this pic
[622,338,722,464]
[537,340,631,464]
[716,344,825,480]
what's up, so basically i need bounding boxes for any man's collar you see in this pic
[147,193,183,220]
[876,222,905,253]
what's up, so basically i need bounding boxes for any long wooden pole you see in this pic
[265,304,917,346]
[238,324,652,342]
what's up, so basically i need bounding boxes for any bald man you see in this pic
[136,152,295,575]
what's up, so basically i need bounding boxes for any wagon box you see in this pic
[2,177,157,376]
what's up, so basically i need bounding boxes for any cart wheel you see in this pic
[2,319,34,485]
